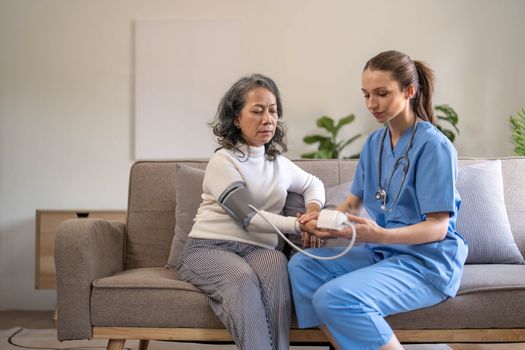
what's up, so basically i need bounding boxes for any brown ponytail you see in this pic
[364,50,436,124]
[413,60,435,124]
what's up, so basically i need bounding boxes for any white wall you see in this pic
[1,0,524,310]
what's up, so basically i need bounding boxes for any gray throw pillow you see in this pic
[284,181,352,216]
[166,164,206,268]
[456,160,524,264]
[284,180,356,216]
[325,181,354,209]
[283,181,353,216]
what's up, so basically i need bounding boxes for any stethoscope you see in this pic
[375,121,418,211]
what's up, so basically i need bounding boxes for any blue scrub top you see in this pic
[351,121,468,296]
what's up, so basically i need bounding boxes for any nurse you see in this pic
[288,50,468,350]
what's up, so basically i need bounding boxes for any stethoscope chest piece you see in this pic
[375,188,386,202]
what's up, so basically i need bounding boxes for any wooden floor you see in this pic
[0,310,56,329]
[1,310,525,350]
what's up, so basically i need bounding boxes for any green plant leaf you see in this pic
[437,115,460,133]
[315,149,335,158]
[343,152,360,159]
[435,105,458,124]
[302,113,361,159]
[510,107,525,156]
[316,116,335,132]
[337,133,362,153]
[301,152,316,158]
[301,150,335,159]
[434,104,460,143]
[334,114,355,132]
[303,135,331,145]
[319,138,337,152]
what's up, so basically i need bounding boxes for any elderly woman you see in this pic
[176,73,326,350]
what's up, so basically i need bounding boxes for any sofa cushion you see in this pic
[166,164,206,268]
[126,161,207,269]
[456,160,525,264]
[90,265,525,329]
[458,263,525,293]
[386,264,525,329]
[91,267,223,328]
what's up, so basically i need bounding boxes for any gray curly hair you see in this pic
[210,73,287,160]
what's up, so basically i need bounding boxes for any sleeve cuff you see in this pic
[294,219,301,234]
[306,199,323,210]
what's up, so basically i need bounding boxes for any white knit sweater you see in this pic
[188,144,325,249]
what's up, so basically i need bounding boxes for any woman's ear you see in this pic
[406,84,415,99]
[234,116,241,129]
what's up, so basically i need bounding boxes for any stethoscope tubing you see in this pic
[376,121,418,211]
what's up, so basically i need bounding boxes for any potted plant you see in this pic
[435,104,460,143]
[301,114,361,159]
[301,105,460,159]
[509,107,525,156]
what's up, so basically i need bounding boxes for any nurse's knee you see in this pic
[312,284,342,319]
[312,283,362,320]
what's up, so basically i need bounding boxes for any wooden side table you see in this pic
[35,210,127,290]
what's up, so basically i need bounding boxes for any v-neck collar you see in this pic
[384,123,418,158]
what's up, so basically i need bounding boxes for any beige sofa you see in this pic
[55,157,525,350]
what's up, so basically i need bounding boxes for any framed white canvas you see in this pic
[134,20,242,159]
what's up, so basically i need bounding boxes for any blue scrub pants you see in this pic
[288,246,448,350]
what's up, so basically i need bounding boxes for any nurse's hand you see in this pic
[344,214,385,243]
[301,231,325,248]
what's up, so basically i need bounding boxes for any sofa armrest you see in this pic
[55,219,126,341]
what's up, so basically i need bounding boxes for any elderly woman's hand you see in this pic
[300,220,324,248]
[297,205,325,248]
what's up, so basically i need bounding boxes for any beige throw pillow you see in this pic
[166,164,206,268]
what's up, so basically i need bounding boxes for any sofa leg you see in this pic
[139,339,149,350]
[106,339,126,350]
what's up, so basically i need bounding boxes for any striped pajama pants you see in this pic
[176,238,291,350]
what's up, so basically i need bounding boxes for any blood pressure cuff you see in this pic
[218,181,257,230]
